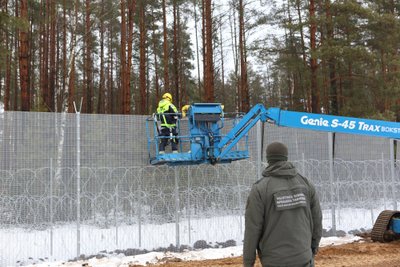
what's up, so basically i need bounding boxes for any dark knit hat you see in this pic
[266,142,288,163]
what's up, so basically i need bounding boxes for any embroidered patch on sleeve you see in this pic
[273,188,307,210]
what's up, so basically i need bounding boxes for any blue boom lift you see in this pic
[146,103,400,242]
[146,103,399,166]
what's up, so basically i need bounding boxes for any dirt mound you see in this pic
[144,237,400,267]
[316,238,400,267]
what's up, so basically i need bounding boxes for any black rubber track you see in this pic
[371,210,400,242]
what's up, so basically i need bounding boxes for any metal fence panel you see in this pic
[0,111,398,266]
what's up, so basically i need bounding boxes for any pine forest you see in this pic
[0,0,399,121]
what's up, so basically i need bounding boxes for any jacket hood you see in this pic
[158,99,171,109]
[262,161,297,178]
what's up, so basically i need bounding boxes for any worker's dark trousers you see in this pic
[159,127,178,152]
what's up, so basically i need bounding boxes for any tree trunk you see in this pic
[5,50,11,110]
[325,0,337,115]
[19,0,29,111]
[120,0,127,114]
[67,64,75,113]
[173,0,180,107]
[229,0,239,111]
[108,25,114,114]
[203,0,214,102]
[295,0,309,111]
[0,1,4,100]
[39,0,44,110]
[139,1,146,114]
[238,0,249,112]
[97,0,105,114]
[202,0,206,101]
[83,0,93,113]
[49,0,56,112]
[162,0,169,94]
[152,9,160,106]
[4,1,10,110]
[219,16,225,104]
[62,0,67,111]
[67,0,79,113]
[40,0,50,111]
[28,9,34,110]
[125,0,136,114]
[309,0,319,113]
[285,1,294,108]
[13,1,19,111]
[55,13,61,111]
[193,0,201,97]
[177,5,185,106]
[296,0,307,64]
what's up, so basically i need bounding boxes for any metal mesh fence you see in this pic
[0,111,398,266]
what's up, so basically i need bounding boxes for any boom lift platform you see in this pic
[146,103,399,166]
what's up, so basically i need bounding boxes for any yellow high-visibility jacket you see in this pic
[157,99,178,127]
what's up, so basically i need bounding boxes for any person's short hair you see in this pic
[266,142,288,162]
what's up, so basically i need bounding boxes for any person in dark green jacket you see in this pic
[243,142,322,267]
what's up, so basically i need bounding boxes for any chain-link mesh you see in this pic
[0,111,398,266]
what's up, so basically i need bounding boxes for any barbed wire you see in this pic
[1,159,398,227]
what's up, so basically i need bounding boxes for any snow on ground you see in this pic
[3,206,383,267]
[21,236,362,267]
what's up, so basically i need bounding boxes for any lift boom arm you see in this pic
[217,105,400,161]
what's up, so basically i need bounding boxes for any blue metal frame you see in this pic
[217,104,267,160]
[146,103,399,166]
[146,103,251,165]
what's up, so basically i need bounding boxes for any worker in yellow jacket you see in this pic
[156,93,179,154]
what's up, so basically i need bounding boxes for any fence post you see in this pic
[382,153,387,210]
[174,166,180,248]
[187,166,191,245]
[73,99,82,258]
[115,184,119,246]
[328,132,336,234]
[390,139,397,210]
[50,158,54,259]
[237,167,243,236]
[137,182,142,248]
[256,121,262,181]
